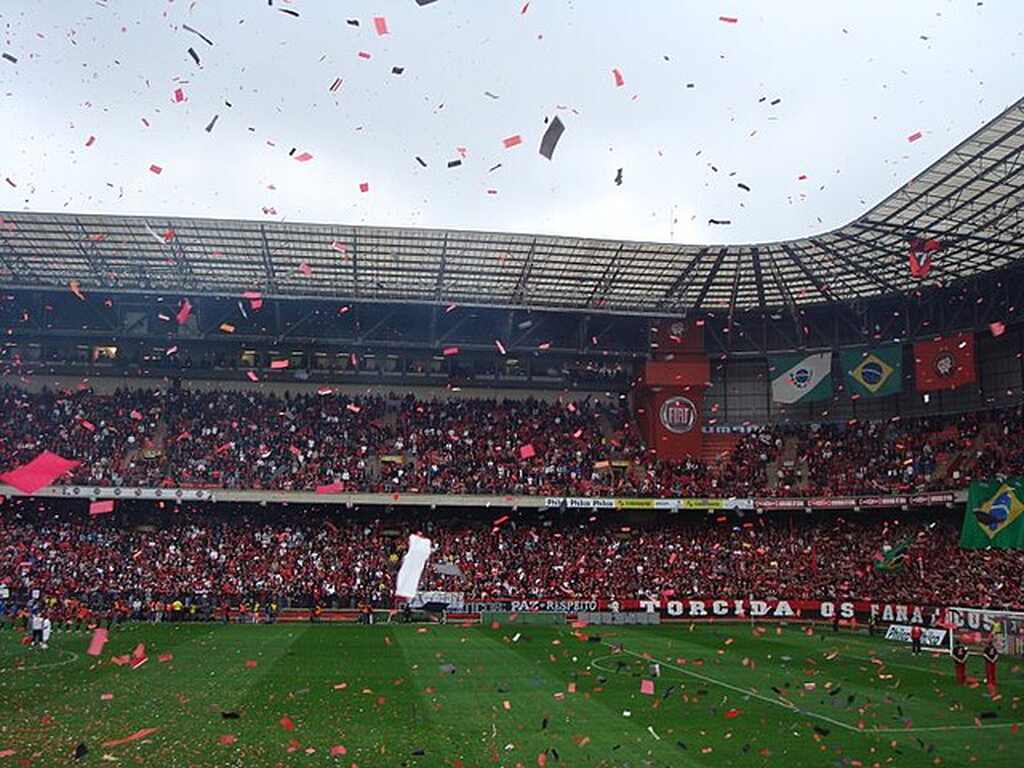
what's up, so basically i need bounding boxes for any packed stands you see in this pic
[1,502,1020,613]
[1,384,1021,497]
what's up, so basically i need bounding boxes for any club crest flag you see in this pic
[770,353,832,404]
[961,480,1024,549]
[914,331,976,391]
[840,345,902,398]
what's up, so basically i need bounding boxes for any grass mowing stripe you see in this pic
[612,644,862,733]
[472,625,713,765]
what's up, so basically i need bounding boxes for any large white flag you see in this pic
[770,352,833,404]
[395,534,432,599]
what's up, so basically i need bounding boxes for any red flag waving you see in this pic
[908,238,940,279]
[913,331,976,391]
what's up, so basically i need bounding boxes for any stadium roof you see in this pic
[2,97,1023,317]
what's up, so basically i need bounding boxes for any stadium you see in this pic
[3,3,1024,767]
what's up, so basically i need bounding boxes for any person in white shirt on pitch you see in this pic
[30,613,44,647]
[41,616,52,649]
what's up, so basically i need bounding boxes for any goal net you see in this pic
[944,607,1024,656]
[479,611,567,626]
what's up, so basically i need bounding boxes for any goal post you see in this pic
[479,611,567,626]
[944,607,1024,656]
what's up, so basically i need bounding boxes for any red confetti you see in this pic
[89,500,115,516]
[990,322,1006,337]
[85,135,96,147]
[719,16,738,23]
[102,728,159,748]
[373,16,389,35]
[294,151,313,162]
[442,346,460,356]
[176,299,192,325]
[246,371,259,382]
[725,708,742,718]
[149,164,163,175]
[612,68,625,87]
[907,131,923,143]
[357,51,371,60]
[359,182,369,192]
[503,134,523,148]
[173,88,185,103]
[270,359,290,369]
[279,716,295,732]
[218,734,237,745]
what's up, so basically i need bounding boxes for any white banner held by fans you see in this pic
[884,624,948,648]
[395,534,432,599]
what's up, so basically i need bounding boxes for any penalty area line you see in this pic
[611,646,1022,735]
[611,645,860,733]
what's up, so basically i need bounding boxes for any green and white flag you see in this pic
[770,353,833,404]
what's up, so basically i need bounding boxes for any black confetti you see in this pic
[447,159,462,168]
[2,52,17,64]
[182,24,214,46]
[187,47,200,65]
[204,114,219,133]
[279,8,300,17]
[539,115,565,160]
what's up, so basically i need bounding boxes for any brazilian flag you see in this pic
[840,345,902,398]
[874,535,914,571]
[961,480,1024,549]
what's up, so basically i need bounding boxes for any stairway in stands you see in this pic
[767,434,802,491]
[700,433,741,465]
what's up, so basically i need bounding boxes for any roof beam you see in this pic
[259,225,278,293]
[586,243,624,308]
[434,233,449,302]
[512,238,537,304]
[0,231,44,284]
[657,248,707,309]
[751,247,767,311]
[69,218,116,287]
[727,252,743,316]
[691,248,728,309]
[816,233,901,294]
[779,243,838,303]
[870,98,1024,225]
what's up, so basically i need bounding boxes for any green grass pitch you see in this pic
[1,622,1021,766]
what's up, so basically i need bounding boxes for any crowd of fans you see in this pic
[1,503,1020,615]
[2,383,1020,498]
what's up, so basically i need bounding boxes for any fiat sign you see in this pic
[659,396,697,434]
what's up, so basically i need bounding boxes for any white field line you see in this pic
[0,649,79,673]
[608,645,1022,735]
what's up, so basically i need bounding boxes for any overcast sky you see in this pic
[1,0,1022,245]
